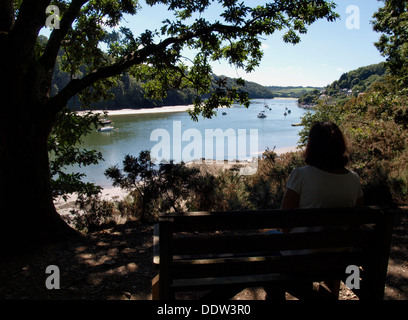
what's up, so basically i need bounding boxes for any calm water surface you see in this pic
[68,98,311,187]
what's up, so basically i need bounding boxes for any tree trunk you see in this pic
[0,38,78,257]
[0,103,78,256]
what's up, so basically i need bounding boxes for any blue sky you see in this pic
[121,0,386,87]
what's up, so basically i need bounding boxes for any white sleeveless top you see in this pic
[282,166,364,255]
[286,165,363,208]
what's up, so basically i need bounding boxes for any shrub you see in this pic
[246,149,304,209]
[105,150,218,221]
[65,194,121,233]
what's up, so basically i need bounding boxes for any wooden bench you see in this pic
[152,206,394,300]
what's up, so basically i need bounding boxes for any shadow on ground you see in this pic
[0,220,155,300]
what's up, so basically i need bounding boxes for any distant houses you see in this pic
[297,63,386,109]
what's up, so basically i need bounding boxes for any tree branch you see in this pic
[39,0,89,72]
[9,0,51,57]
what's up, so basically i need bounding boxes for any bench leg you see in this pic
[285,281,315,300]
[152,274,160,300]
[315,280,341,300]
[264,285,286,301]
[322,280,340,300]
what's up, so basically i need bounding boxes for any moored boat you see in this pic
[98,126,115,132]
[100,118,112,125]
[257,111,267,118]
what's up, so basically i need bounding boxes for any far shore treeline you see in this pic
[45,35,321,110]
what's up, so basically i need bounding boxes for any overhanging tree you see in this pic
[0,0,337,253]
[372,0,408,84]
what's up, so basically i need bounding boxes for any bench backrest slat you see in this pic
[161,207,384,232]
[171,230,375,256]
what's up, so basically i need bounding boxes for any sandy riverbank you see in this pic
[77,97,299,116]
[274,145,302,155]
[77,105,194,116]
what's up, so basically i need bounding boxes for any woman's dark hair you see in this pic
[304,121,349,170]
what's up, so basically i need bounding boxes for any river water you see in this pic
[67,98,311,187]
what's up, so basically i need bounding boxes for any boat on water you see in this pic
[291,123,302,127]
[100,118,112,125]
[257,111,267,118]
[222,112,227,115]
[98,126,115,132]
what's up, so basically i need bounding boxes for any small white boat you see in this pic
[98,126,114,132]
[100,118,112,125]
[257,111,267,118]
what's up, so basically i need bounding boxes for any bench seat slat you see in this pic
[171,274,304,291]
[171,251,368,279]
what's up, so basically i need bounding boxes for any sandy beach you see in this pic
[107,105,194,115]
[77,105,194,116]
[274,145,303,155]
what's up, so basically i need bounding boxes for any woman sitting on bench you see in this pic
[281,121,364,210]
[267,121,364,300]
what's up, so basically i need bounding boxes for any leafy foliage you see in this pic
[104,150,216,221]
[372,0,408,84]
[245,149,305,209]
[49,109,103,199]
